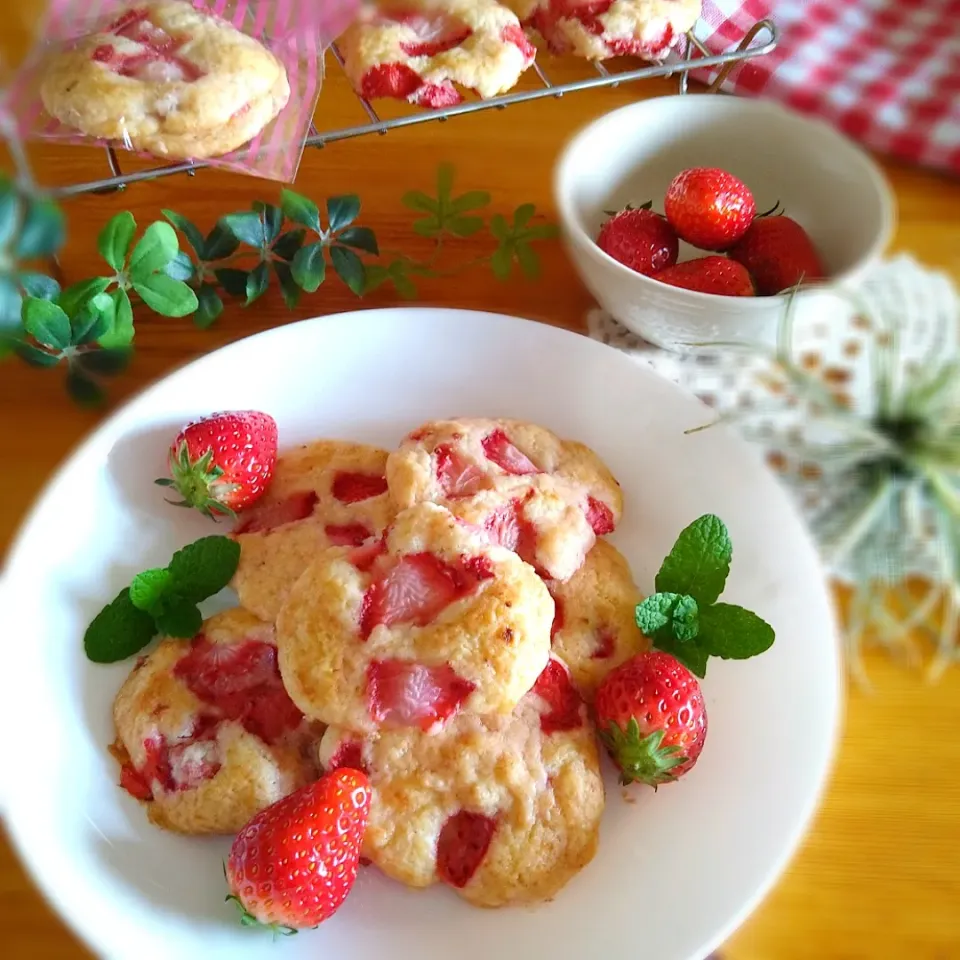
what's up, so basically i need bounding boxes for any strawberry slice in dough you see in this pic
[360,552,487,639]
[436,810,498,888]
[585,495,615,535]
[481,428,540,475]
[325,739,367,774]
[174,637,304,745]
[232,490,318,534]
[325,522,374,546]
[331,471,389,504]
[482,499,539,567]
[530,657,584,734]
[436,443,489,498]
[366,659,476,730]
[393,11,473,56]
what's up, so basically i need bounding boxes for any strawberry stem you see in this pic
[225,894,298,938]
[757,200,783,219]
[599,718,687,789]
[158,440,239,521]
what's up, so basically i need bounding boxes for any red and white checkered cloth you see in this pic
[692,0,960,177]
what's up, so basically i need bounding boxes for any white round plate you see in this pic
[0,309,840,960]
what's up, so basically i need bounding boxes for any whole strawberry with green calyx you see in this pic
[225,768,372,934]
[664,167,757,251]
[156,410,278,520]
[653,256,755,297]
[597,203,679,276]
[727,214,826,295]
[596,514,776,786]
[595,650,707,787]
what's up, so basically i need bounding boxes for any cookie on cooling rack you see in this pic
[39,1,290,160]
[386,417,623,582]
[509,0,701,61]
[339,0,536,108]
[319,656,605,907]
[547,538,648,700]
[231,440,394,623]
[111,608,319,835]
[275,502,554,734]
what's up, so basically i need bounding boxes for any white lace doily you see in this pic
[587,254,960,584]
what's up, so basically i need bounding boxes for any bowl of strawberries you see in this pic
[554,94,895,351]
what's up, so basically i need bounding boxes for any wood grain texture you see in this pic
[2,16,960,960]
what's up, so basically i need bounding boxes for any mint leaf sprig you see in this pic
[636,514,775,678]
[84,535,240,664]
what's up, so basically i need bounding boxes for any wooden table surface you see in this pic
[2,22,960,960]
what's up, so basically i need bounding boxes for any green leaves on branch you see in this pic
[157,189,376,313]
[370,163,558,297]
[6,164,557,407]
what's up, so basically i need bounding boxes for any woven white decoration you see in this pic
[588,254,960,679]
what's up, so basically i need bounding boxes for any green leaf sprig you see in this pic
[636,514,775,677]
[84,535,240,664]
[365,163,558,298]
[4,163,557,405]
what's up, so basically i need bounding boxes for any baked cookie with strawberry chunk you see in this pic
[547,539,648,700]
[511,0,700,61]
[276,502,553,734]
[339,0,536,109]
[39,1,289,160]
[112,608,320,834]
[387,417,623,582]
[320,656,604,907]
[231,440,394,623]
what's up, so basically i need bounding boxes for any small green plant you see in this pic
[0,164,557,405]
[367,163,558,298]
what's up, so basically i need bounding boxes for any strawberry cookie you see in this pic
[39,1,289,160]
[231,440,394,623]
[339,0,536,109]
[547,539,648,700]
[386,417,623,582]
[112,608,319,834]
[319,656,604,907]
[513,0,701,61]
[275,502,553,734]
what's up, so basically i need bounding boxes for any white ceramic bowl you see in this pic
[554,95,896,351]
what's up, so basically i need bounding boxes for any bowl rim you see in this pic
[553,94,897,307]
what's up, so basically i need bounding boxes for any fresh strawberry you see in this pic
[225,769,371,933]
[596,206,679,276]
[727,215,826,295]
[594,650,707,787]
[653,256,755,297]
[158,411,278,521]
[664,167,757,251]
[366,658,476,730]
[436,810,497,888]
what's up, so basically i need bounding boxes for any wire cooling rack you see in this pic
[15,18,777,199]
